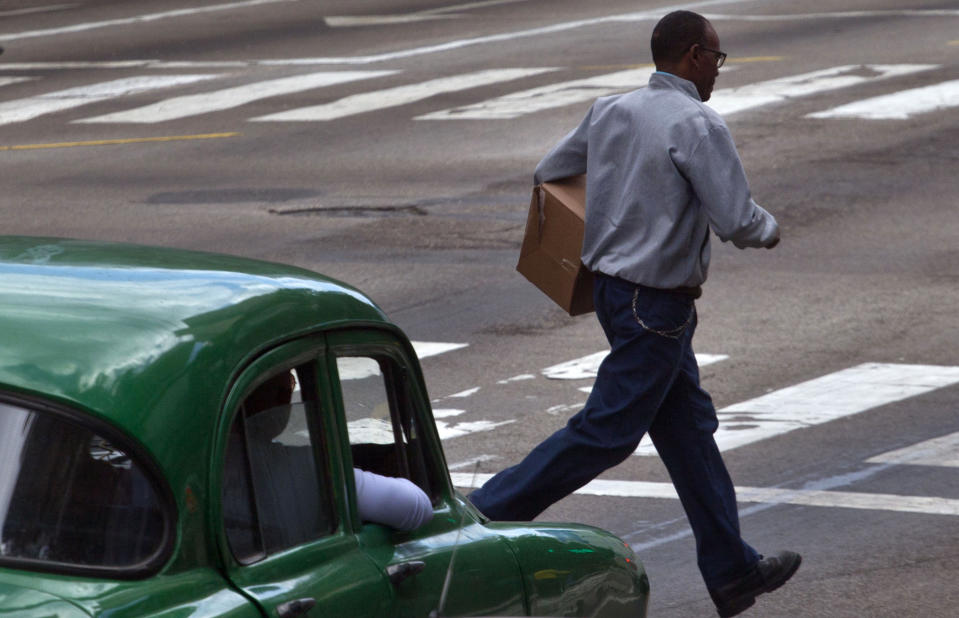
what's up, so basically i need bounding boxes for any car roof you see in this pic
[0,235,389,453]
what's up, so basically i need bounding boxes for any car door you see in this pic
[214,338,393,618]
[327,329,528,618]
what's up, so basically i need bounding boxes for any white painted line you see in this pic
[0,4,78,19]
[1,0,732,66]
[543,351,728,380]
[0,61,239,70]
[700,10,959,22]
[326,0,527,27]
[867,432,959,468]
[496,374,535,384]
[251,68,555,122]
[448,387,481,399]
[0,76,36,88]
[0,0,740,68]
[325,14,455,27]
[412,341,469,359]
[77,70,396,123]
[436,419,515,440]
[0,75,217,126]
[450,473,959,516]
[707,64,939,116]
[807,79,959,119]
[433,409,467,419]
[0,0,303,42]
[635,362,959,456]
[418,67,655,120]
[336,341,467,380]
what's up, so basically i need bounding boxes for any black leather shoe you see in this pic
[708,551,802,617]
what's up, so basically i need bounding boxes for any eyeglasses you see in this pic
[699,46,727,68]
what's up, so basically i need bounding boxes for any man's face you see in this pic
[694,24,722,101]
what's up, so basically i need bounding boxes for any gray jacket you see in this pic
[533,72,779,289]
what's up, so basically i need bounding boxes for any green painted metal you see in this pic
[0,236,650,617]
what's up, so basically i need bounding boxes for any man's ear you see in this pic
[687,43,703,68]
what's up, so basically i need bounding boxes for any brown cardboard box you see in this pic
[516,175,594,316]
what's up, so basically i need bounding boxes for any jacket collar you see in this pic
[648,71,702,102]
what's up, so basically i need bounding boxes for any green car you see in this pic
[0,237,649,617]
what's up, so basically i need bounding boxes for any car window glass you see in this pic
[0,400,168,572]
[223,366,334,563]
[337,355,438,501]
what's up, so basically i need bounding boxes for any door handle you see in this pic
[387,560,426,586]
[276,597,316,618]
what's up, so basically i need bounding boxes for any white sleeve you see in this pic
[353,468,433,531]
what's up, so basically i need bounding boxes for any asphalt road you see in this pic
[2,1,958,616]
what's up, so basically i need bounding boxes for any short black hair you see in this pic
[650,10,710,67]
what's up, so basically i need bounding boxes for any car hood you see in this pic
[0,581,90,617]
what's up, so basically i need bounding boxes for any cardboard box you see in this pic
[516,175,594,316]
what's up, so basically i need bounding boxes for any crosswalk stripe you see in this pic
[450,472,959,516]
[77,70,396,124]
[807,79,959,119]
[0,76,36,88]
[542,351,728,381]
[0,75,217,126]
[866,431,959,468]
[416,67,655,120]
[633,362,959,455]
[250,68,555,122]
[412,341,469,359]
[707,63,939,116]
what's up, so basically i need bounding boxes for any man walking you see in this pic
[469,11,800,617]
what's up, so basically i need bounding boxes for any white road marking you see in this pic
[2,0,735,64]
[336,341,467,380]
[701,10,959,21]
[807,79,959,119]
[0,75,217,126]
[0,4,77,19]
[542,351,728,381]
[433,409,467,418]
[448,387,481,398]
[497,374,535,384]
[251,68,555,122]
[867,432,959,468]
[707,64,939,116]
[77,70,397,123]
[437,419,515,440]
[0,76,36,88]
[418,67,655,120]
[632,362,959,455]
[450,473,959,516]
[326,0,526,27]
[412,341,469,359]
[0,0,303,42]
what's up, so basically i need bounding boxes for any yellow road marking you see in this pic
[728,56,784,63]
[950,40,959,46]
[0,132,239,151]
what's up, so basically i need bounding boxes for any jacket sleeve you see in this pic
[684,123,779,249]
[354,468,433,531]
[533,104,592,184]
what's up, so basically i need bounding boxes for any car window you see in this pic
[0,399,169,573]
[336,354,439,502]
[222,364,335,563]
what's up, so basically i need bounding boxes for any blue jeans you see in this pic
[470,273,759,587]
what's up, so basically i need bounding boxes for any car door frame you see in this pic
[325,327,529,618]
[210,334,394,618]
